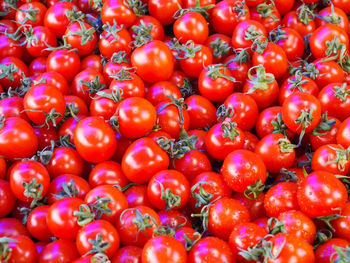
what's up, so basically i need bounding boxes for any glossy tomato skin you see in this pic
[277,210,316,244]
[233,192,265,220]
[88,160,128,188]
[6,235,38,263]
[122,138,169,183]
[124,184,151,208]
[9,160,50,203]
[0,57,28,89]
[282,11,316,37]
[0,97,29,121]
[333,203,350,241]
[208,197,251,240]
[131,40,174,83]
[0,117,38,160]
[38,239,80,263]
[74,116,117,163]
[142,236,187,263]
[146,81,181,106]
[315,238,350,263]
[148,0,181,26]
[27,205,52,241]
[264,182,299,218]
[309,117,340,151]
[111,246,142,263]
[46,197,85,240]
[188,236,235,263]
[185,95,217,129]
[221,150,267,193]
[35,72,69,95]
[337,117,350,148]
[297,171,347,218]
[99,24,132,58]
[174,12,208,44]
[272,27,304,61]
[0,218,29,237]
[0,179,16,217]
[231,20,267,51]
[101,0,136,27]
[311,59,344,89]
[76,220,120,257]
[147,169,190,210]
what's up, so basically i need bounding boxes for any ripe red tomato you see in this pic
[2,235,38,263]
[39,239,80,263]
[88,160,128,188]
[27,205,52,241]
[174,12,209,44]
[0,179,16,217]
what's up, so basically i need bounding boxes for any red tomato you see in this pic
[27,205,52,241]
[88,160,128,188]
[0,179,16,217]
[111,246,142,263]
[174,12,208,44]
[38,239,80,263]
[2,235,38,263]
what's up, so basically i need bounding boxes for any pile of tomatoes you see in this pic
[1,0,350,261]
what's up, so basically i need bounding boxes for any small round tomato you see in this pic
[124,184,151,208]
[174,12,208,44]
[333,202,350,242]
[27,205,52,241]
[315,238,350,263]
[0,179,16,217]
[88,160,128,188]
[3,235,38,263]
[38,239,80,263]
[337,117,350,148]
[185,95,217,130]
[111,246,142,263]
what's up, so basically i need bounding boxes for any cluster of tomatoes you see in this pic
[0,0,350,261]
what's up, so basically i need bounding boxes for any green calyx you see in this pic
[245,64,275,94]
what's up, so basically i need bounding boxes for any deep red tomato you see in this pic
[29,57,47,76]
[124,184,152,208]
[205,34,233,63]
[0,218,29,237]
[146,81,181,106]
[250,1,281,32]
[101,0,137,27]
[221,149,267,193]
[111,246,142,263]
[0,117,38,160]
[38,239,80,263]
[174,12,208,44]
[233,192,266,220]
[15,2,47,29]
[74,116,117,163]
[315,238,350,263]
[27,205,52,241]
[184,95,217,129]
[0,179,16,217]
[0,97,29,122]
[297,171,347,218]
[281,10,316,37]
[310,59,344,89]
[309,116,340,150]
[2,235,38,263]
[88,160,128,188]
[333,202,350,241]
[337,117,350,148]
[0,57,28,89]
[158,210,191,229]
[35,71,69,95]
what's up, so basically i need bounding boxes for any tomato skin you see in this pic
[148,0,181,26]
[208,197,251,240]
[6,235,38,263]
[117,206,161,247]
[255,133,295,174]
[337,117,350,148]
[233,192,265,220]
[122,138,169,183]
[99,24,132,58]
[0,117,38,160]
[46,49,80,83]
[76,220,120,257]
[115,97,157,139]
[267,233,315,263]
[158,210,191,229]
[205,123,245,161]
[297,171,347,218]
[210,0,250,36]
[309,117,340,151]
[250,3,281,32]
[124,184,151,208]
[252,43,288,80]
[88,160,128,188]
[46,197,85,240]
[147,170,190,210]
[224,54,251,91]
[333,203,350,241]
[264,182,299,218]
[146,81,181,106]
[222,93,259,131]
[311,59,344,89]
[38,239,80,263]
[185,95,217,130]
[231,20,267,51]
[0,157,6,179]
[74,117,117,163]
[315,238,350,263]
[282,11,316,37]
[0,218,29,237]
[142,236,187,263]
[0,179,16,217]
[0,34,24,60]
[188,236,235,263]
[101,0,136,27]
[27,205,52,241]
[131,40,174,83]
[0,57,29,89]
[15,2,47,29]
[229,222,267,262]
[174,12,208,44]
[111,246,142,263]
[84,185,128,224]
[221,150,267,193]
[9,160,50,203]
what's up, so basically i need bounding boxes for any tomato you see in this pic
[142,236,187,263]
[0,179,16,217]
[204,34,232,64]
[27,205,52,241]
[74,116,117,163]
[174,12,208,44]
[198,64,235,103]
[99,22,132,58]
[274,0,294,16]
[109,71,145,99]
[158,210,191,229]
[311,144,350,175]
[0,57,29,89]
[224,53,252,91]
[117,206,160,247]
[131,40,174,83]
[315,238,350,263]
[188,236,234,263]
[115,97,157,139]
[333,203,350,242]
[24,26,57,58]
[221,149,267,193]
[88,160,128,188]
[281,10,316,37]
[80,54,103,72]
[29,57,47,76]
[146,81,181,106]
[0,97,29,121]
[233,192,265,220]
[131,15,165,42]
[46,49,80,83]
[229,222,267,262]
[205,122,245,160]
[337,117,350,148]
[310,24,349,59]
[0,218,29,237]
[0,117,38,160]
[277,210,315,244]
[310,59,344,89]
[266,233,315,263]
[207,197,250,240]
[47,174,91,204]
[174,226,200,248]
[122,138,169,183]
[76,220,119,257]
[297,171,347,218]
[0,157,5,179]
[2,235,38,263]
[147,169,190,210]
[231,20,267,51]
[46,197,85,240]
[101,0,137,27]
[264,182,299,218]
[38,239,80,263]
[9,160,50,204]
[309,116,340,150]
[185,95,217,130]
[84,185,128,224]
[210,0,250,36]
[15,2,47,29]
[148,0,180,25]
[250,1,281,32]
[111,246,142,263]
[221,93,259,131]
[255,133,295,174]
[124,184,152,208]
